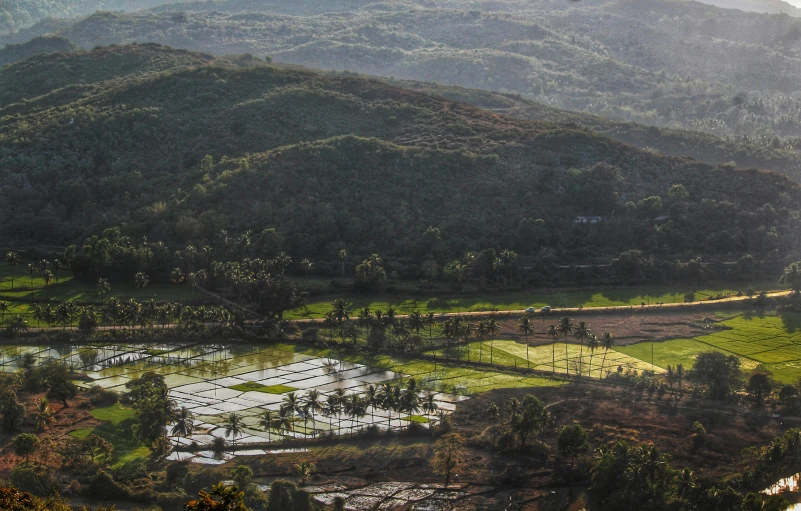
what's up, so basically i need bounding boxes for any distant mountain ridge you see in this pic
[6,0,801,142]
[693,0,801,15]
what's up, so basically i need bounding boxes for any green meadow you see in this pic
[286,282,778,319]
[617,313,801,384]
[70,403,150,470]
[0,264,200,321]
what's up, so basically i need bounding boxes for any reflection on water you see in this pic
[763,472,800,509]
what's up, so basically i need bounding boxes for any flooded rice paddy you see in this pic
[764,472,801,510]
[0,342,463,459]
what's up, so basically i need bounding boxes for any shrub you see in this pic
[10,463,58,496]
[88,471,130,500]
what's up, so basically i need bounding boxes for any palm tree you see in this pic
[422,391,439,421]
[282,392,300,418]
[5,252,19,290]
[409,311,424,339]
[677,468,697,498]
[258,410,275,443]
[332,387,348,432]
[586,334,600,378]
[557,317,574,376]
[424,312,437,349]
[277,406,295,438]
[35,398,55,431]
[170,268,185,301]
[303,389,323,437]
[42,305,55,329]
[26,263,36,294]
[358,307,373,337]
[378,383,396,431]
[322,394,341,435]
[296,461,317,485]
[41,270,53,300]
[338,248,347,277]
[476,321,487,363]
[487,402,499,444]
[0,301,8,327]
[224,413,245,449]
[573,321,591,378]
[676,363,685,394]
[329,299,353,342]
[599,332,615,378]
[171,407,195,438]
[96,278,111,302]
[486,317,501,366]
[547,325,559,377]
[518,316,534,369]
[364,384,379,424]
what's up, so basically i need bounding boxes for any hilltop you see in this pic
[1,44,800,268]
[0,35,76,66]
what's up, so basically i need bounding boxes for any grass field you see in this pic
[272,343,564,395]
[70,403,150,470]
[229,382,297,394]
[286,282,779,319]
[430,340,657,377]
[617,313,801,384]
[0,264,200,321]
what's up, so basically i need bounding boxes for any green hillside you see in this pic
[0,35,76,66]
[1,44,801,272]
[10,0,801,141]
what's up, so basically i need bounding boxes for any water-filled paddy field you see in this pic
[0,342,483,463]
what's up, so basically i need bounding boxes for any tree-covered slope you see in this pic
[9,0,801,141]
[390,79,801,180]
[0,35,76,66]
[2,44,801,266]
[0,0,177,35]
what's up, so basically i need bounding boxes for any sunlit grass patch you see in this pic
[230,382,297,394]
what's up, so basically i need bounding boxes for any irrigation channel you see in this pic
[0,342,465,462]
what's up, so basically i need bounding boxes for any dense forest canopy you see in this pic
[2,44,801,276]
[7,0,801,141]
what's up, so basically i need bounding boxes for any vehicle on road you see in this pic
[525,307,536,313]
[541,306,552,313]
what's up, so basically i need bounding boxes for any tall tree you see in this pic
[224,413,245,449]
[599,332,615,378]
[573,321,591,378]
[5,251,19,290]
[557,318,574,376]
[430,433,463,488]
[486,317,501,366]
[518,315,534,369]
[134,272,149,290]
[586,334,600,378]
[171,407,195,438]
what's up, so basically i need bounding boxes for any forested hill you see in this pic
[0,35,76,66]
[390,79,801,181]
[694,0,801,15]
[2,44,801,267]
[0,0,176,34]
[9,0,801,142]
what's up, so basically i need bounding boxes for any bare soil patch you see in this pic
[496,311,732,346]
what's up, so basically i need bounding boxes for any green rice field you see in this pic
[617,314,801,383]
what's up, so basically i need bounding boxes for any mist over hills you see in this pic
[1,44,801,270]
[5,0,801,143]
